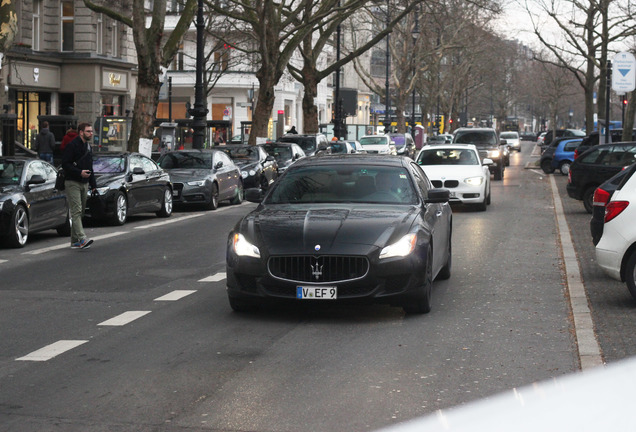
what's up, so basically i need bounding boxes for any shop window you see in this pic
[59,93,74,116]
[97,14,103,55]
[61,1,74,52]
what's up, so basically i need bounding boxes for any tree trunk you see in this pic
[248,68,277,145]
[129,80,160,152]
[623,89,636,140]
[302,66,319,134]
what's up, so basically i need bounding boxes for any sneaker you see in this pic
[70,241,81,249]
[78,238,93,249]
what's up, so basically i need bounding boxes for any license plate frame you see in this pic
[296,286,337,300]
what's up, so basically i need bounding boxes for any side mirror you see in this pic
[500,139,508,146]
[482,158,494,166]
[425,188,450,204]
[214,161,223,169]
[132,167,145,175]
[27,174,46,186]
[317,144,328,151]
[244,187,263,203]
[265,155,275,162]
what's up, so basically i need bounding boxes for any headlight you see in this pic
[464,176,484,186]
[187,180,206,186]
[379,233,417,259]
[488,150,500,158]
[232,233,261,258]
[241,170,258,178]
[88,187,110,196]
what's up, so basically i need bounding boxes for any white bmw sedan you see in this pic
[415,144,492,211]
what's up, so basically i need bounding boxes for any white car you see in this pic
[415,144,492,211]
[358,135,397,155]
[500,131,521,152]
[595,163,636,298]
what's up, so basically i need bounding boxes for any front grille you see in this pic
[432,180,459,188]
[268,255,369,283]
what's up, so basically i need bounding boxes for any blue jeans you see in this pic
[39,153,54,163]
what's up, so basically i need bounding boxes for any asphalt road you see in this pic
[0,142,629,431]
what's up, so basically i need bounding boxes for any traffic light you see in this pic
[624,97,628,106]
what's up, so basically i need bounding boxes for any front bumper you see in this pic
[171,182,210,204]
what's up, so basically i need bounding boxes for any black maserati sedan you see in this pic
[217,144,278,190]
[226,155,452,314]
[0,157,70,248]
[157,149,244,210]
[86,152,173,225]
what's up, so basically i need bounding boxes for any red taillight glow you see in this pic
[574,149,579,159]
[604,201,629,223]
[593,188,611,207]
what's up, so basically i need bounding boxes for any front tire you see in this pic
[156,187,173,217]
[541,159,555,174]
[230,182,244,205]
[403,245,433,314]
[228,295,257,313]
[8,204,29,248]
[626,251,636,300]
[205,183,219,210]
[582,186,596,214]
[437,234,452,280]
[111,191,128,225]
[559,161,572,176]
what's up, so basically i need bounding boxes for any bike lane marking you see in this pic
[550,175,604,370]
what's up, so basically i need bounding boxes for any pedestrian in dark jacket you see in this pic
[35,121,55,163]
[62,122,97,249]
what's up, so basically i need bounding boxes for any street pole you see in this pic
[333,4,343,140]
[385,0,390,132]
[605,60,611,145]
[168,76,172,122]
[190,0,208,149]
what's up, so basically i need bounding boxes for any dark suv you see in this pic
[277,134,329,157]
[453,127,506,180]
[575,129,636,159]
[566,142,636,213]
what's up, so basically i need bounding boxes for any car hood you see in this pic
[94,172,126,186]
[166,168,210,182]
[420,165,486,179]
[0,185,21,196]
[234,160,259,170]
[242,205,418,255]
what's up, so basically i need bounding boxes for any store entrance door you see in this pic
[16,91,51,150]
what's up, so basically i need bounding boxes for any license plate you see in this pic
[296,286,337,300]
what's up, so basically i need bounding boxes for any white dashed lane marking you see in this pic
[134,213,204,230]
[98,311,151,326]
[198,272,226,282]
[22,231,129,255]
[16,340,88,362]
[154,290,197,301]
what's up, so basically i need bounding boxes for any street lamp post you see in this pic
[333,3,344,140]
[189,0,208,149]
[385,0,390,132]
[411,9,419,131]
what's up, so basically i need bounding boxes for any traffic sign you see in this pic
[612,52,636,93]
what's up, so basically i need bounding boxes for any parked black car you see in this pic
[226,155,452,314]
[566,142,636,213]
[260,142,306,173]
[276,134,329,157]
[388,133,417,159]
[86,152,173,225]
[217,144,278,190]
[453,127,506,180]
[0,157,70,247]
[590,163,636,245]
[157,149,244,210]
[575,129,636,159]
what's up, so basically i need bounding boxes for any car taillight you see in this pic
[574,149,579,159]
[568,170,572,183]
[605,201,629,223]
[593,188,611,207]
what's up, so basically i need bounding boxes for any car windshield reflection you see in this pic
[418,149,479,166]
[220,147,259,161]
[158,152,212,169]
[0,160,25,185]
[93,156,126,174]
[267,165,418,205]
[263,146,292,161]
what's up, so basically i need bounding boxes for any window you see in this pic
[112,21,119,57]
[33,0,41,51]
[214,49,229,71]
[97,14,103,54]
[172,43,184,70]
[61,1,74,51]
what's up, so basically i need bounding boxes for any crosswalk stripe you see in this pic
[98,311,151,326]
[154,290,197,301]
[16,340,88,361]
[198,272,226,282]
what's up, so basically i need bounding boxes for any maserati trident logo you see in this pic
[311,260,323,280]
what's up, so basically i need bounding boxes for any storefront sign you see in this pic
[9,62,60,88]
[101,69,128,91]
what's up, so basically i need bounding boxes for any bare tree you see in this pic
[83,0,198,151]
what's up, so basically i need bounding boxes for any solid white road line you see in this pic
[154,290,197,301]
[0,259,6,264]
[23,231,129,255]
[134,213,204,230]
[198,272,226,282]
[16,340,88,361]
[550,175,604,370]
[98,311,151,326]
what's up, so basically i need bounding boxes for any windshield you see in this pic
[329,143,349,154]
[359,136,388,146]
[0,160,25,185]
[267,165,418,205]
[417,148,479,166]
[278,136,316,152]
[93,156,126,173]
[454,131,497,145]
[390,136,406,146]
[219,146,259,162]
[158,152,212,169]
[263,145,292,161]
